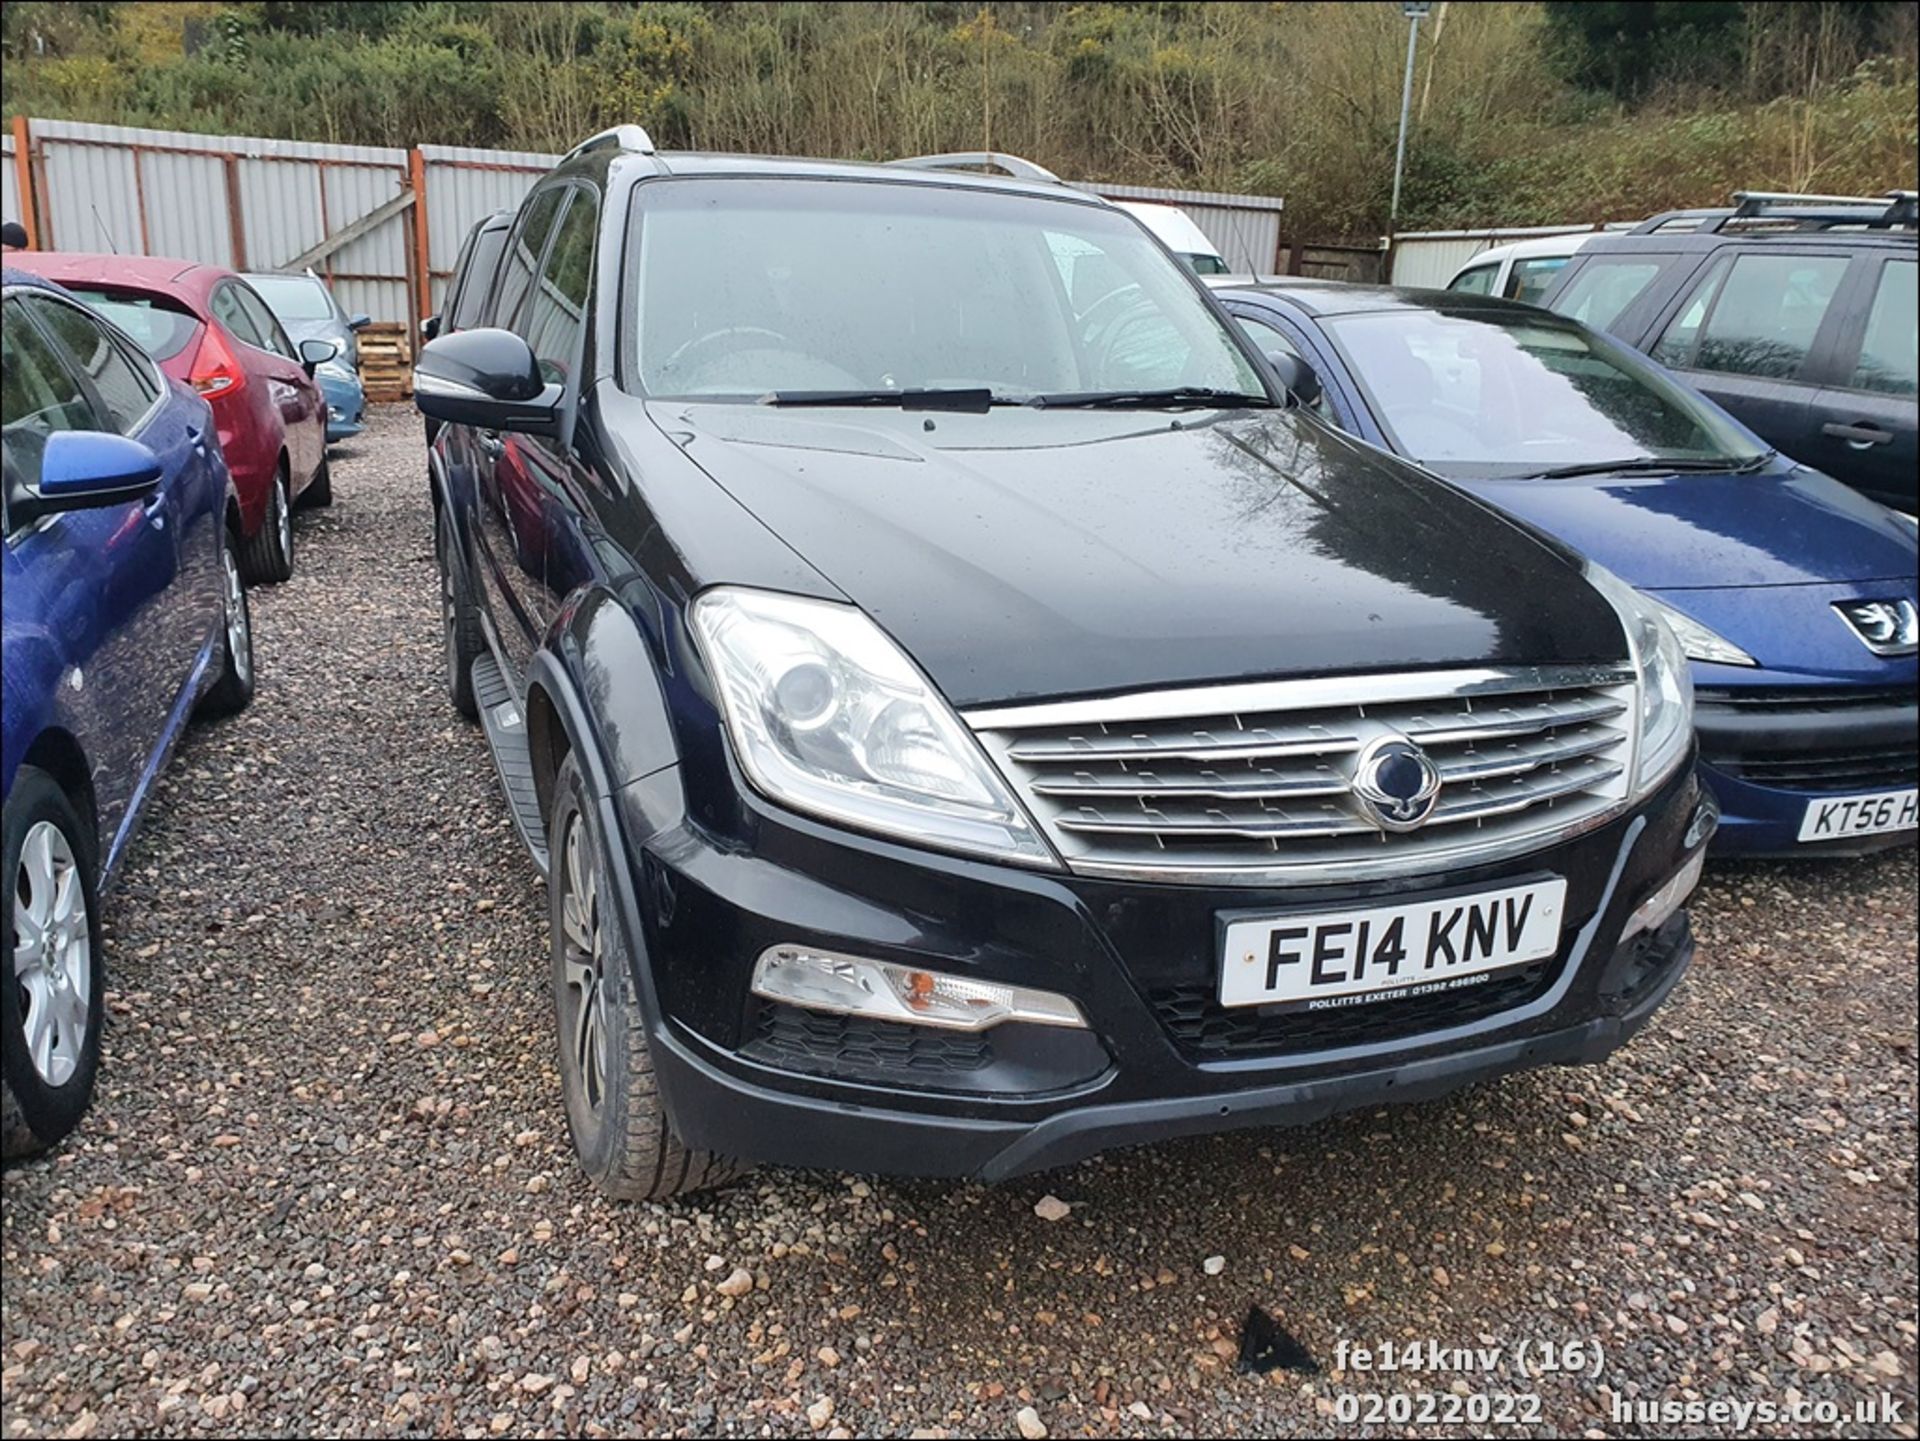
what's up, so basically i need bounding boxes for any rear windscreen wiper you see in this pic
[1522,453,1772,481]
[759,388,1017,412]
[1030,386,1276,411]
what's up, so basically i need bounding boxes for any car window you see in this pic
[2,297,105,489]
[1849,259,1917,397]
[494,189,567,333]
[632,179,1262,400]
[235,285,297,360]
[1232,312,1330,419]
[246,274,334,321]
[1447,264,1497,296]
[1548,258,1662,331]
[1507,256,1570,306]
[24,295,159,434]
[1653,251,1849,380]
[451,223,510,333]
[211,282,266,348]
[520,189,596,387]
[62,287,201,362]
[1322,307,1761,478]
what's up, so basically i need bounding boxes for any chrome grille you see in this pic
[969,667,1637,884]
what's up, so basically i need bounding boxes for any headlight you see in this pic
[1584,563,1694,796]
[690,587,1054,865]
[1640,595,1755,667]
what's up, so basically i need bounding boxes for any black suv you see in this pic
[414,129,1714,1199]
[1541,190,1918,512]
[420,208,512,447]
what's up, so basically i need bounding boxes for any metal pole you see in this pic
[1390,9,1422,232]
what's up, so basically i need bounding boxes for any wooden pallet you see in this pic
[358,322,413,403]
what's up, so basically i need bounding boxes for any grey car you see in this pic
[241,270,369,368]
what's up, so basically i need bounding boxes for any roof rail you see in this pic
[1636,188,1917,236]
[888,151,1061,183]
[564,125,656,163]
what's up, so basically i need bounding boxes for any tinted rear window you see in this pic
[65,288,202,362]
[452,224,511,331]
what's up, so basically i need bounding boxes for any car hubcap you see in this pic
[559,814,609,1116]
[224,542,251,687]
[12,821,90,1088]
[275,478,291,560]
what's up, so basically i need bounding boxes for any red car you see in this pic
[7,252,332,582]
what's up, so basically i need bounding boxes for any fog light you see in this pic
[751,945,1087,1032]
[1624,848,1706,940]
[1684,793,1720,851]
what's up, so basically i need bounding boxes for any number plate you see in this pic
[1219,878,1568,1013]
[1797,788,1918,843]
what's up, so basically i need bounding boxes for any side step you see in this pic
[471,652,550,876]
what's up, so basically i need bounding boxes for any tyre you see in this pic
[548,752,747,1201]
[304,454,333,509]
[437,503,483,721]
[1,767,106,1160]
[199,522,256,718]
[239,465,294,584]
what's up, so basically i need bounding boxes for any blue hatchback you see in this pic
[2,268,256,1157]
[1214,279,1918,857]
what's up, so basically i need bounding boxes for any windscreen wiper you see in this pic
[1522,453,1773,481]
[1029,386,1276,410]
[759,388,1018,412]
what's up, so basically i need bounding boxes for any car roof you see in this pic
[1211,276,1563,322]
[1,265,72,298]
[1581,226,1916,257]
[599,149,1111,209]
[4,250,230,299]
[1455,232,1597,268]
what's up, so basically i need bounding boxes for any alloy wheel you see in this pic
[558,813,610,1116]
[223,541,252,688]
[274,477,291,562]
[12,821,91,1088]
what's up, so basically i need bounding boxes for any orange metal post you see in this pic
[11,115,37,248]
[409,147,432,336]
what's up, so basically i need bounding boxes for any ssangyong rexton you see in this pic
[414,131,1716,1199]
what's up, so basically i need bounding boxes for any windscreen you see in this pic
[1325,308,1763,477]
[630,178,1263,401]
[246,275,334,321]
[64,288,202,363]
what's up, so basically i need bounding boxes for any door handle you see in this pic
[1822,421,1893,449]
[142,493,167,529]
[477,431,505,459]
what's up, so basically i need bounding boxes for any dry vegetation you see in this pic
[3,1,1915,237]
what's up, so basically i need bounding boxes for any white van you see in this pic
[1114,201,1229,274]
[1445,233,1594,305]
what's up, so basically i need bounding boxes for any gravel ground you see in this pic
[2,407,1916,1439]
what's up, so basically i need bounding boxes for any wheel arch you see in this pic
[18,730,99,869]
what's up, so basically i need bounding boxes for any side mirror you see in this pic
[15,432,162,525]
[421,314,441,341]
[299,338,339,374]
[348,313,372,331]
[1266,351,1322,410]
[413,327,560,437]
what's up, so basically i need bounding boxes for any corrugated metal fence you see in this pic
[1073,181,1286,273]
[8,118,1301,347]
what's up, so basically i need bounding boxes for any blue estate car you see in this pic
[243,270,367,441]
[2,268,256,1157]
[1213,278,1918,857]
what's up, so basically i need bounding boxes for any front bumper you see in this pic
[607,757,1708,1180]
[318,371,366,442]
[1694,683,1918,856]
